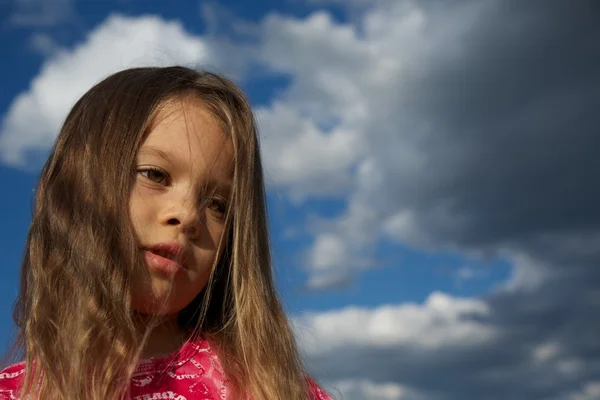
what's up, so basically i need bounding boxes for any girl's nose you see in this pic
[166,215,202,239]
[163,196,203,239]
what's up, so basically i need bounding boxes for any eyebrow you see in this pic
[137,146,178,165]
[204,179,233,195]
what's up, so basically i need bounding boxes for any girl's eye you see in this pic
[207,198,227,217]
[138,168,169,185]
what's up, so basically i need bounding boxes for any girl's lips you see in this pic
[144,250,185,276]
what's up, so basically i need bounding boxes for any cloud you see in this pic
[567,382,600,400]
[253,0,600,398]
[259,0,600,279]
[256,102,361,194]
[28,33,61,56]
[0,14,248,167]
[304,233,353,289]
[9,0,74,27]
[296,292,494,399]
[296,268,600,399]
[296,292,494,354]
[329,380,430,400]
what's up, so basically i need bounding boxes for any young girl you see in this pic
[0,67,332,399]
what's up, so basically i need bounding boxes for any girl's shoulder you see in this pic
[308,378,334,400]
[0,359,335,400]
[0,361,26,398]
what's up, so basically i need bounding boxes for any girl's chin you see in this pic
[131,286,193,316]
[132,301,187,317]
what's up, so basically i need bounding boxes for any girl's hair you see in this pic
[10,66,309,399]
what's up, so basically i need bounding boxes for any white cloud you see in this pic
[295,291,495,355]
[295,291,504,398]
[250,1,479,283]
[330,379,429,400]
[256,102,362,194]
[28,33,61,56]
[0,14,218,167]
[383,210,428,247]
[309,233,349,271]
[303,232,362,289]
[455,266,483,281]
[305,273,354,291]
[10,0,74,27]
[500,251,550,292]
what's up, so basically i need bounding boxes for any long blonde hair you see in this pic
[9,66,310,399]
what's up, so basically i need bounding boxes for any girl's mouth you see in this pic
[143,241,188,275]
[143,250,185,276]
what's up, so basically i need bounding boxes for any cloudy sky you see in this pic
[0,0,599,399]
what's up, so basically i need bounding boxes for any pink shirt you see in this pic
[0,338,332,399]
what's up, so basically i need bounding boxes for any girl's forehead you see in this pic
[150,98,222,136]
[139,99,234,178]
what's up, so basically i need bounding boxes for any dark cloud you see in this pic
[303,1,600,399]
[379,0,600,249]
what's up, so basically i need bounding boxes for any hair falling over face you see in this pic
[7,67,312,399]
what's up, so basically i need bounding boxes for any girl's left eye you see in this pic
[207,198,227,217]
[138,168,169,185]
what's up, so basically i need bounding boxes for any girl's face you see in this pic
[129,97,233,316]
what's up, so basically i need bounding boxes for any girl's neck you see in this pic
[137,313,190,360]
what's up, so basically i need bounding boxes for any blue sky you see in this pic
[0,1,599,399]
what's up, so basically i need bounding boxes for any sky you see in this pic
[0,0,599,399]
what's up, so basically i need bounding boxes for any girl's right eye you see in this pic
[138,168,169,185]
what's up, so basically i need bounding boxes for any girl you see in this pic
[0,66,332,400]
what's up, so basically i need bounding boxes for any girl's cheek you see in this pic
[129,191,152,234]
[207,221,225,241]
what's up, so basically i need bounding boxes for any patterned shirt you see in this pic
[0,338,332,399]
